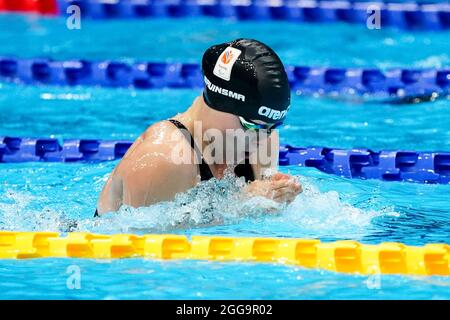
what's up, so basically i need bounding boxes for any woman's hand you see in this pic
[244,172,302,204]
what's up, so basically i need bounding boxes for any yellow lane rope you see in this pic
[0,231,448,276]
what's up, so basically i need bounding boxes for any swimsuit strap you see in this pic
[168,119,214,181]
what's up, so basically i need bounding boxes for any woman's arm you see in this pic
[252,130,280,179]
[246,130,302,204]
[119,141,198,208]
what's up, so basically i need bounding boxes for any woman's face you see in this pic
[204,111,271,165]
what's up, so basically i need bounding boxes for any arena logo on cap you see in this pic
[213,46,242,81]
[258,106,288,120]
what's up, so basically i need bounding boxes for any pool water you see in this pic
[0,13,449,67]
[0,14,449,299]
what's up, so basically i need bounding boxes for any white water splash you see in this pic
[76,173,284,234]
[0,190,64,231]
[0,174,395,237]
[286,184,384,230]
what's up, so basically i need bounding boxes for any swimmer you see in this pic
[96,39,302,216]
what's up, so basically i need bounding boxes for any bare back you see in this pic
[96,120,199,214]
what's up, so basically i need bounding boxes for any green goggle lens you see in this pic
[239,117,283,132]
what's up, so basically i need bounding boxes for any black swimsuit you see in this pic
[94,119,254,217]
[168,119,214,181]
[167,119,255,182]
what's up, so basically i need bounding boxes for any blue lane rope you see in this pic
[1,137,449,184]
[1,57,449,98]
[54,0,450,30]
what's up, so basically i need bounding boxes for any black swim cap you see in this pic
[202,38,291,124]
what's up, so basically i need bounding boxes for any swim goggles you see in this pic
[239,116,283,133]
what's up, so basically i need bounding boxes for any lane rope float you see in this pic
[280,144,450,184]
[0,0,57,15]
[58,0,450,31]
[1,0,449,30]
[1,137,449,184]
[0,231,448,276]
[0,57,449,98]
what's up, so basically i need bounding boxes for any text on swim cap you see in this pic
[204,76,246,102]
[258,106,288,121]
